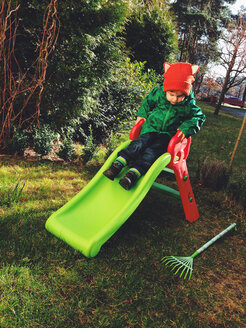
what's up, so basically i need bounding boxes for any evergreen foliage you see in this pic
[57,136,75,162]
[40,1,131,131]
[78,60,161,143]
[5,127,28,156]
[171,0,234,65]
[123,1,178,73]
[80,127,98,164]
[32,125,56,156]
[3,0,177,150]
[9,1,132,139]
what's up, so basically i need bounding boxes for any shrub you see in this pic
[6,127,28,155]
[104,131,121,159]
[80,127,98,164]
[40,60,160,146]
[197,157,231,191]
[32,125,55,156]
[78,60,161,143]
[57,136,75,162]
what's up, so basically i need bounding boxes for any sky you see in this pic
[229,0,246,14]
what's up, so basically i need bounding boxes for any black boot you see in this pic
[119,170,139,190]
[103,161,124,180]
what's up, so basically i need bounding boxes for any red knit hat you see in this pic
[163,62,200,96]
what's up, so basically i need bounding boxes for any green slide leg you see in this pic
[45,140,171,258]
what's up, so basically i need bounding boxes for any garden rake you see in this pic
[161,223,237,280]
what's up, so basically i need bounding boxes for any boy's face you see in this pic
[166,90,185,105]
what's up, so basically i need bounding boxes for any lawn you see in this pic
[0,102,245,328]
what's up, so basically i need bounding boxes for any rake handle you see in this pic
[191,223,236,258]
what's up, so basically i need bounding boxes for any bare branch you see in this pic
[0,0,59,148]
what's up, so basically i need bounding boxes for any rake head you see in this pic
[161,256,194,280]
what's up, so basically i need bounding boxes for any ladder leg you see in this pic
[172,160,199,222]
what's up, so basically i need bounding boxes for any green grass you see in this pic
[0,102,245,327]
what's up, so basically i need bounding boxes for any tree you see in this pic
[214,15,246,115]
[202,77,221,97]
[123,0,178,73]
[171,0,235,65]
[1,1,132,140]
[242,84,246,102]
[38,1,132,129]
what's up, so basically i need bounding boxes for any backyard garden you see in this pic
[0,1,246,327]
[0,102,245,327]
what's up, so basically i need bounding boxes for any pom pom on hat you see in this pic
[163,62,200,96]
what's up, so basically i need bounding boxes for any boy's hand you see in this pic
[135,117,146,124]
[177,130,186,141]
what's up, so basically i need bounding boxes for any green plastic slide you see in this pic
[45,140,171,258]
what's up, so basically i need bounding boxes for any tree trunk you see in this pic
[214,68,231,115]
[194,73,204,95]
[214,45,238,115]
[242,84,246,103]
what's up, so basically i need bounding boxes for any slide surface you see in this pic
[45,140,171,258]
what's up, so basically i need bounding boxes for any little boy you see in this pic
[103,62,205,190]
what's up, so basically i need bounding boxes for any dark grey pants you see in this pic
[118,132,171,175]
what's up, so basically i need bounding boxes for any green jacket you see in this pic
[136,85,205,138]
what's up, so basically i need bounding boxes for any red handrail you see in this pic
[167,130,191,164]
[129,119,145,140]
[129,123,199,222]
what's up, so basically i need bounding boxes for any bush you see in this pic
[32,125,56,156]
[197,157,231,191]
[104,131,121,159]
[80,128,98,164]
[57,136,75,162]
[39,60,160,146]
[77,60,161,143]
[6,127,28,155]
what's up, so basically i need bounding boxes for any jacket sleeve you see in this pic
[178,101,206,138]
[135,87,159,118]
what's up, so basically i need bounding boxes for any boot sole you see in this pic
[119,177,132,190]
[103,171,115,181]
